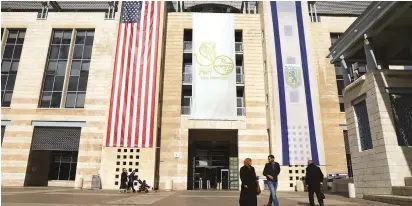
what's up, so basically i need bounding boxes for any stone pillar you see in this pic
[343,70,412,197]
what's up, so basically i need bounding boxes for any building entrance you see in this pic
[187,129,238,190]
[24,127,81,186]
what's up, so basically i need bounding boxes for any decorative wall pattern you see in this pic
[114,148,140,186]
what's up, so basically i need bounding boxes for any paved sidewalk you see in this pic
[1,187,395,206]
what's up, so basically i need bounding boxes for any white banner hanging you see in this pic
[191,13,237,120]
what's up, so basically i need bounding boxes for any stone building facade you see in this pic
[1,1,367,190]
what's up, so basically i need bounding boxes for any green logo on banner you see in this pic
[194,42,234,77]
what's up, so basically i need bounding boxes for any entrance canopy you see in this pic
[328,1,412,66]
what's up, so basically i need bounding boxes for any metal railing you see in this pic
[182,73,192,84]
[237,107,245,116]
[183,41,192,52]
[236,73,244,84]
[181,106,245,116]
[181,106,191,115]
[235,42,243,53]
[183,41,243,53]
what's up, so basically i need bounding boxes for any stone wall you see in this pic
[1,11,119,188]
[306,16,358,174]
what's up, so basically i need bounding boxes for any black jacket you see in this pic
[239,165,258,206]
[263,162,281,182]
[305,163,324,186]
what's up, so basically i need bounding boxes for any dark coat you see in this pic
[128,172,136,183]
[239,165,257,206]
[263,162,281,182]
[120,172,128,189]
[305,163,324,186]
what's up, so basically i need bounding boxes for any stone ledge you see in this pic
[392,186,412,196]
[363,194,412,206]
[405,177,412,186]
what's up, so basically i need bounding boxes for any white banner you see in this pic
[191,13,237,120]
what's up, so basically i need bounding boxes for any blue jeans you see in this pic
[267,181,279,206]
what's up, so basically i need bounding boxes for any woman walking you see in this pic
[119,169,128,193]
[239,158,258,206]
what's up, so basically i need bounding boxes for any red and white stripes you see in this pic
[106,1,161,148]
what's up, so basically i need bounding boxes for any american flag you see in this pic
[106,1,161,148]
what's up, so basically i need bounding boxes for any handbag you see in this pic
[255,182,261,195]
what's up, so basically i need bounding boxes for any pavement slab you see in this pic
[1,187,396,206]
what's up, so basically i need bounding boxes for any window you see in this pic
[39,29,94,108]
[309,3,320,22]
[181,89,192,115]
[336,76,344,96]
[1,125,5,145]
[263,60,267,74]
[336,75,345,112]
[1,29,26,107]
[40,30,71,108]
[343,130,353,177]
[237,89,245,116]
[331,33,345,112]
[261,30,265,43]
[65,30,94,108]
[330,33,342,45]
[236,63,244,84]
[389,93,412,146]
[48,151,78,181]
[354,99,373,151]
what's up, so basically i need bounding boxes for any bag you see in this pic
[256,182,261,195]
[320,192,325,199]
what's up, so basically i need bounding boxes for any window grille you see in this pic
[389,93,412,146]
[37,2,49,20]
[105,1,117,20]
[343,130,350,154]
[31,127,81,151]
[354,100,373,151]
[309,3,320,22]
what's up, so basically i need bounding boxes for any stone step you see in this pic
[364,194,412,206]
[392,186,412,196]
[405,177,412,186]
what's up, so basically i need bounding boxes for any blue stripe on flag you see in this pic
[270,1,290,165]
[295,1,319,165]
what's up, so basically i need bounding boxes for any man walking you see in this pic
[263,155,280,206]
[305,160,325,206]
[127,170,136,193]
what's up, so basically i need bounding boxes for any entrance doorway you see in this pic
[187,129,238,190]
[24,127,81,186]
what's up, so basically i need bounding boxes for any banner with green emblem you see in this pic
[191,13,237,120]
